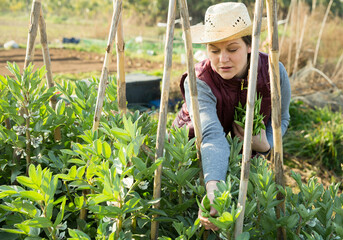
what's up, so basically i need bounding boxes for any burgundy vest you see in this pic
[173,52,271,138]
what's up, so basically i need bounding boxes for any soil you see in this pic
[0,47,342,191]
[0,48,184,95]
[0,48,177,75]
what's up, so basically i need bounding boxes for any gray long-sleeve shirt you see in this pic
[184,62,291,183]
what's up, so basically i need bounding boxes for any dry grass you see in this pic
[279,2,343,95]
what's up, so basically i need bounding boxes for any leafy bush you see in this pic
[0,64,342,239]
[284,100,343,174]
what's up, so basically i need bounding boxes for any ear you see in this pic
[247,45,252,54]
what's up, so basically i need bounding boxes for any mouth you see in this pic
[220,66,233,71]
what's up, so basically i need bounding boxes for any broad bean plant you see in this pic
[0,63,342,239]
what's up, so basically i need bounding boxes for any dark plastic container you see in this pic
[126,73,161,106]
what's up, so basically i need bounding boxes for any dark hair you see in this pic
[242,35,252,47]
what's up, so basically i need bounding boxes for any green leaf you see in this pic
[131,157,146,171]
[236,232,250,240]
[221,211,234,222]
[19,191,44,201]
[0,190,18,198]
[333,222,343,237]
[102,141,111,159]
[54,196,67,228]
[0,228,26,235]
[22,217,53,228]
[68,229,91,240]
[94,139,102,156]
[111,128,130,142]
[16,176,35,189]
[55,99,65,115]
[60,149,76,156]
[118,147,126,166]
[67,158,86,165]
[69,165,77,179]
[90,194,114,205]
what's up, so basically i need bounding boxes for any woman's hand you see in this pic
[198,181,219,231]
[233,122,270,153]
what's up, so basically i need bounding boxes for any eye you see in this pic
[228,49,238,53]
[210,50,220,54]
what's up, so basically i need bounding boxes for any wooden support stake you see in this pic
[266,0,286,239]
[116,5,126,114]
[178,0,203,185]
[93,0,122,131]
[23,0,41,171]
[38,6,61,141]
[279,0,294,53]
[292,15,308,81]
[151,1,177,239]
[24,0,41,69]
[313,0,333,67]
[234,0,263,236]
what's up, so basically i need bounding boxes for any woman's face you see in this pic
[207,38,251,80]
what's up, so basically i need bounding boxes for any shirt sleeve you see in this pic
[184,77,230,183]
[265,62,291,148]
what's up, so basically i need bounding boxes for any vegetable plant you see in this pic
[234,94,266,136]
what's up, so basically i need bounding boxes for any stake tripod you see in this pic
[151,0,203,239]
[234,0,286,238]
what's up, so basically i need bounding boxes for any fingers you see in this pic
[198,208,219,231]
[233,122,244,141]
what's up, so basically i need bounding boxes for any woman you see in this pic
[172,2,291,231]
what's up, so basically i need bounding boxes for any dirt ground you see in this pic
[0,48,168,75]
[0,48,185,95]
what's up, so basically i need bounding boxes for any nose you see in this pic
[219,51,230,63]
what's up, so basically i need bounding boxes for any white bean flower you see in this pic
[31,135,43,148]
[138,181,149,190]
[13,125,27,135]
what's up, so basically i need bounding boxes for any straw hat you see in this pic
[190,2,267,44]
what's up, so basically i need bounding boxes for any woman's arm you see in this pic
[183,77,230,184]
[265,62,291,148]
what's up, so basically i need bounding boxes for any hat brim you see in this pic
[190,18,268,44]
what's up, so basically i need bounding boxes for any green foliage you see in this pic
[284,100,343,174]
[234,94,266,136]
[0,64,342,239]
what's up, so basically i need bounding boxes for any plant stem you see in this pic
[64,181,75,205]
[132,214,136,232]
[178,185,182,205]
[296,215,302,235]
[115,197,123,239]
[24,103,31,174]
[79,190,88,221]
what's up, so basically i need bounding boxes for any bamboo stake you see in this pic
[313,0,333,67]
[178,0,203,185]
[23,0,41,172]
[292,15,308,80]
[234,0,264,236]
[150,1,176,239]
[331,51,343,80]
[93,0,122,131]
[116,5,126,114]
[24,0,41,68]
[279,0,294,53]
[286,0,296,74]
[266,0,286,239]
[38,6,61,141]
[293,0,301,73]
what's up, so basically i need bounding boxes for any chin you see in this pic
[219,72,235,80]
